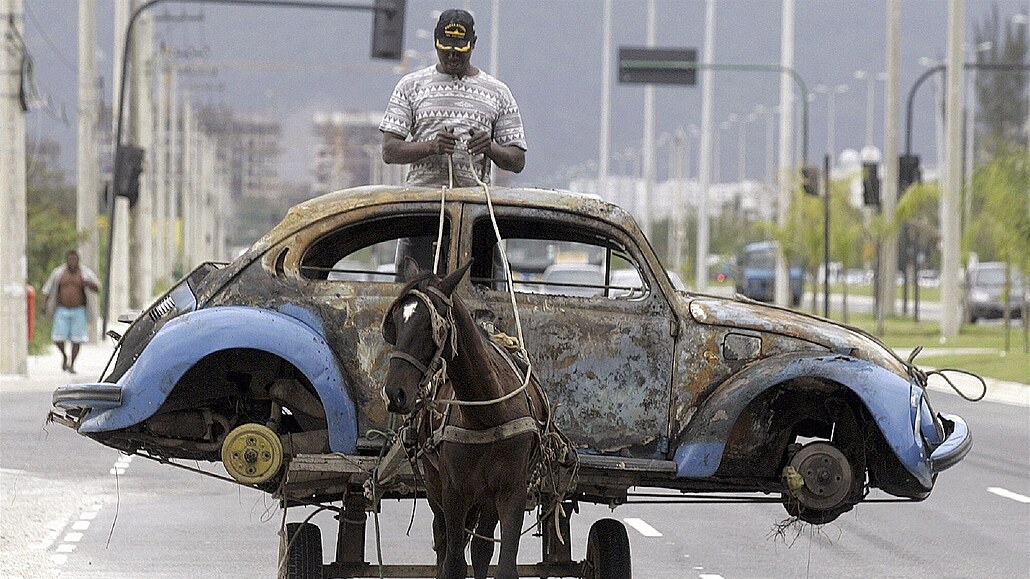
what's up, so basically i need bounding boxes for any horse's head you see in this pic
[381,257,473,414]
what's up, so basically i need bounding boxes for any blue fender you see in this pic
[673,353,931,489]
[79,306,358,454]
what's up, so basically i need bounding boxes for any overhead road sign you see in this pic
[618,47,698,85]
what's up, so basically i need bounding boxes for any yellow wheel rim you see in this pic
[221,423,283,485]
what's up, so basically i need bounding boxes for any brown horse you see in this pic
[382,258,546,579]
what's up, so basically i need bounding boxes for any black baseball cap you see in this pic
[434,9,476,52]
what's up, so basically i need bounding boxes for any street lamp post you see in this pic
[814,83,849,167]
[853,70,885,146]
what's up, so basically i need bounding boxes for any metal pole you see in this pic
[131,8,154,308]
[598,0,611,199]
[941,0,965,338]
[489,0,498,77]
[879,0,901,322]
[696,0,717,291]
[77,0,100,342]
[775,0,796,306]
[641,0,656,239]
[0,0,28,374]
[823,153,831,318]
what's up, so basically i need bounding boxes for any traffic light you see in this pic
[371,0,406,60]
[899,154,921,196]
[862,161,880,207]
[801,166,819,196]
[114,145,145,207]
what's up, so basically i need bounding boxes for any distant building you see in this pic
[195,106,282,200]
[312,111,404,195]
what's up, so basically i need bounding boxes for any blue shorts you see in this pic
[52,306,88,343]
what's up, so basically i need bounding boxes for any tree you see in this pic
[966,146,1030,351]
[974,3,1029,155]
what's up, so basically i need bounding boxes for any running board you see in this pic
[576,454,677,474]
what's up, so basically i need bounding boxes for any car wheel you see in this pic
[221,423,284,486]
[582,518,632,579]
[782,441,860,525]
[278,522,322,579]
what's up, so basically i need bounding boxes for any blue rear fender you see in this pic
[79,306,359,454]
[674,353,932,489]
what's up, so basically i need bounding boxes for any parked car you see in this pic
[735,241,805,307]
[964,262,1026,323]
[51,185,970,525]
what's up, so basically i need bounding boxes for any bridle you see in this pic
[383,285,457,405]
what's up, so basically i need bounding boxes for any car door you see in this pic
[287,204,458,438]
[460,204,676,458]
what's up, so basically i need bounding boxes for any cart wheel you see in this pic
[278,522,322,579]
[582,518,631,579]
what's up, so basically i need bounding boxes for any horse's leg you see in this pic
[470,506,498,579]
[494,458,531,579]
[442,489,470,579]
[430,502,447,578]
[422,460,447,578]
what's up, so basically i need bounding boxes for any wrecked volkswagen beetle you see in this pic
[51,185,971,524]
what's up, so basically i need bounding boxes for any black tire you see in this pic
[278,522,322,579]
[583,518,632,579]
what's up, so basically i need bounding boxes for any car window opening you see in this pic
[300,214,451,282]
[469,216,646,299]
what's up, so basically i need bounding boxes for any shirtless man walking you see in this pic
[42,250,100,373]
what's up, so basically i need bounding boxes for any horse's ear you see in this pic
[397,256,421,283]
[437,259,473,296]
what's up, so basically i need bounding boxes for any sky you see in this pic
[17,0,1030,189]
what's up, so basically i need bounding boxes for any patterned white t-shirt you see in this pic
[380,66,527,187]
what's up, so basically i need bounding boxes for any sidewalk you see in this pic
[0,342,115,392]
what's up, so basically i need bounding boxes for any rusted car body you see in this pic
[51,185,970,525]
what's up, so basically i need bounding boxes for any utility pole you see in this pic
[598,0,612,199]
[489,0,498,77]
[941,0,965,338]
[696,0,716,292]
[167,64,180,276]
[878,0,901,325]
[77,0,99,342]
[775,0,796,307]
[153,44,169,285]
[109,0,131,320]
[1,0,28,375]
[640,0,656,240]
[667,128,686,272]
[131,8,154,308]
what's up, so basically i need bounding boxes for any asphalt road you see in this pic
[2,355,1027,578]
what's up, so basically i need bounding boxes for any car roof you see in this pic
[252,186,634,255]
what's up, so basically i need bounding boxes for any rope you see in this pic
[905,346,988,402]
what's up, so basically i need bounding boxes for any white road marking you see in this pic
[51,554,68,565]
[622,517,662,537]
[79,511,98,521]
[988,487,1030,504]
[63,532,83,543]
[71,520,90,531]
[55,544,76,553]
[699,575,726,579]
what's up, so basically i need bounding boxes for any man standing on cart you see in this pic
[380,8,527,270]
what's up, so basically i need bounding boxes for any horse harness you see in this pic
[384,286,543,451]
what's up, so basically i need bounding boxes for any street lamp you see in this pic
[754,104,779,186]
[853,70,885,147]
[813,83,849,167]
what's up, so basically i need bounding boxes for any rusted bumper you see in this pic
[930,413,971,473]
